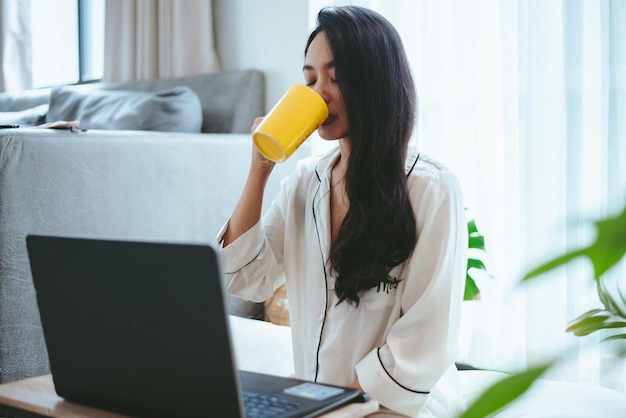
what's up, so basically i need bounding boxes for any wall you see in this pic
[214,0,310,113]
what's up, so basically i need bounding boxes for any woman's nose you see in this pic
[312,81,331,103]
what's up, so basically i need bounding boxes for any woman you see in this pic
[218,6,467,417]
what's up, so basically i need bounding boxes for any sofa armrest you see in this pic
[0,89,50,112]
[0,70,265,134]
[0,128,308,383]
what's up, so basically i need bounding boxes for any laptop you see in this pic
[26,235,362,418]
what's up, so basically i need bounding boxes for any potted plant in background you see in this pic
[465,209,490,301]
[460,201,626,418]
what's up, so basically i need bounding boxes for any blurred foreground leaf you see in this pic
[524,205,626,282]
[459,364,550,418]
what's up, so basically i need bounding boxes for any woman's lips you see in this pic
[322,114,336,126]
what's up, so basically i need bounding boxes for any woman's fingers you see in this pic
[251,117,264,133]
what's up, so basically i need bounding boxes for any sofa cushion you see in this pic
[46,86,203,132]
[0,104,48,126]
[264,283,290,326]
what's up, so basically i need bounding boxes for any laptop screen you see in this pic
[26,235,362,418]
[28,235,243,417]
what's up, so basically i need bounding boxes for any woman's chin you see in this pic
[317,127,346,141]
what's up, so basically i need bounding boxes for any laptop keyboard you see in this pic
[244,390,303,418]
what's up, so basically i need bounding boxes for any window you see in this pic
[30,0,104,88]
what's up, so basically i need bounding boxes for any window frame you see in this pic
[77,0,104,85]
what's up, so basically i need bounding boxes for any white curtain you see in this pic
[103,0,220,82]
[0,0,33,92]
[309,0,626,392]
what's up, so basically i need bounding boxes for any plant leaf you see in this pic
[464,275,480,301]
[615,285,626,318]
[568,308,605,324]
[566,309,626,336]
[604,333,626,341]
[601,321,626,329]
[459,364,551,418]
[467,258,487,272]
[597,282,614,313]
[464,209,491,301]
[597,279,626,318]
[523,249,587,281]
[469,233,486,251]
[585,206,626,279]
[567,314,611,336]
[467,218,478,235]
[523,204,626,282]
[569,323,611,337]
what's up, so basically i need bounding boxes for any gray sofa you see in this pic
[0,70,309,384]
[0,70,265,134]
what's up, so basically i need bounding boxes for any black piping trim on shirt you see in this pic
[311,172,328,383]
[310,153,420,384]
[406,152,420,177]
[377,348,430,395]
[223,246,264,275]
[315,164,322,182]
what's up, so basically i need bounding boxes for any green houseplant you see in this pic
[460,201,626,418]
[524,203,626,342]
[465,210,490,301]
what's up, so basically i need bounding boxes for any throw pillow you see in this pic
[264,283,290,326]
[0,104,48,126]
[46,86,203,132]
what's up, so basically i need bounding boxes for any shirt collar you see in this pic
[314,147,341,183]
[314,140,420,181]
[404,137,420,176]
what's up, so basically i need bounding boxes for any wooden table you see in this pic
[0,375,126,417]
[0,375,381,418]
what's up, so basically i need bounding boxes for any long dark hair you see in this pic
[305,6,418,306]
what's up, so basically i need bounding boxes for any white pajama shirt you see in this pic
[218,148,467,417]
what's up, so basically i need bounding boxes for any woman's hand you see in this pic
[250,117,276,173]
[222,117,275,247]
[251,116,264,133]
[349,378,364,393]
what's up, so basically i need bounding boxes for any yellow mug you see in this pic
[253,84,329,163]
